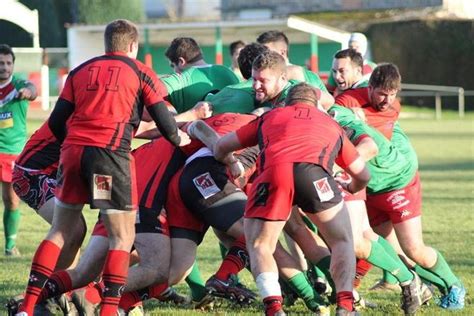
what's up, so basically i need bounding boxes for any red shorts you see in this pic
[91,219,108,237]
[245,163,342,221]
[56,144,137,210]
[0,153,17,182]
[166,168,208,244]
[367,173,422,227]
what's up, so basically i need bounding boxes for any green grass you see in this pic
[1,112,473,315]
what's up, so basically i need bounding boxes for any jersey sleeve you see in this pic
[141,67,168,108]
[58,73,75,103]
[335,133,361,169]
[235,118,260,148]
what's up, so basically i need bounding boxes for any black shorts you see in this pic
[56,144,137,210]
[293,162,342,213]
[179,157,245,232]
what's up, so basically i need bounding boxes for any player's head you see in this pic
[252,50,287,103]
[104,19,139,58]
[229,40,245,67]
[285,82,320,108]
[165,37,203,73]
[257,30,289,61]
[0,44,15,83]
[237,43,269,80]
[331,48,364,91]
[348,32,368,57]
[369,63,401,112]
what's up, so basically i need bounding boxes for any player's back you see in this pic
[16,121,60,172]
[63,53,163,150]
[163,65,239,113]
[257,104,344,171]
[205,80,256,114]
[181,113,256,157]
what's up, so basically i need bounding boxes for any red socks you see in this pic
[215,235,248,281]
[20,240,61,315]
[99,250,130,315]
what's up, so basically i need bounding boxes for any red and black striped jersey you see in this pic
[236,103,360,173]
[180,113,257,157]
[59,52,168,151]
[15,121,60,174]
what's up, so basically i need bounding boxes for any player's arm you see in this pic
[354,135,379,161]
[214,118,259,163]
[146,101,189,146]
[17,80,38,100]
[136,102,212,139]
[335,134,371,193]
[319,89,335,110]
[343,156,370,193]
[187,120,244,177]
[48,98,74,142]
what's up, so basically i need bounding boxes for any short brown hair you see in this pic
[252,50,286,74]
[165,37,203,64]
[285,82,319,106]
[369,63,401,91]
[104,19,138,53]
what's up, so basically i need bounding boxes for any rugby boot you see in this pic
[400,273,423,315]
[205,274,256,305]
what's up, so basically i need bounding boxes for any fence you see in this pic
[400,83,472,119]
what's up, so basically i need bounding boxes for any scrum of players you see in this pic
[7,19,465,316]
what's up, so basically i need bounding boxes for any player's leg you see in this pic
[125,232,170,291]
[245,217,287,315]
[2,180,21,256]
[169,236,199,286]
[394,216,465,309]
[18,200,84,315]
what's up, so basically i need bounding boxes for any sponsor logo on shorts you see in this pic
[386,191,410,210]
[193,172,221,199]
[254,182,269,206]
[400,210,411,218]
[93,174,112,200]
[313,177,335,202]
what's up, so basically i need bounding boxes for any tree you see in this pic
[78,0,145,24]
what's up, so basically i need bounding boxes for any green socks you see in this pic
[185,260,207,301]
[316,256,336,301]
[367,240,413,284]
[414,264,448,293]
[3,208,20,251]
[287,271,324,310]
[427,250,461,289]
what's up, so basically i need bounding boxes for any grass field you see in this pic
[0,110,473,315]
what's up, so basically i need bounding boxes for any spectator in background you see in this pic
[0,44,37,257]
[229,40,246,81]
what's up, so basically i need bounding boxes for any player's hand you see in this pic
[177,129,192,146]
[229,160,245,179]
[16,87,35,100]
[350,107,366,122]
[334,170,353,192]
[192,101,213,119]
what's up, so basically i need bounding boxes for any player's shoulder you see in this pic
[335,88,368,105]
